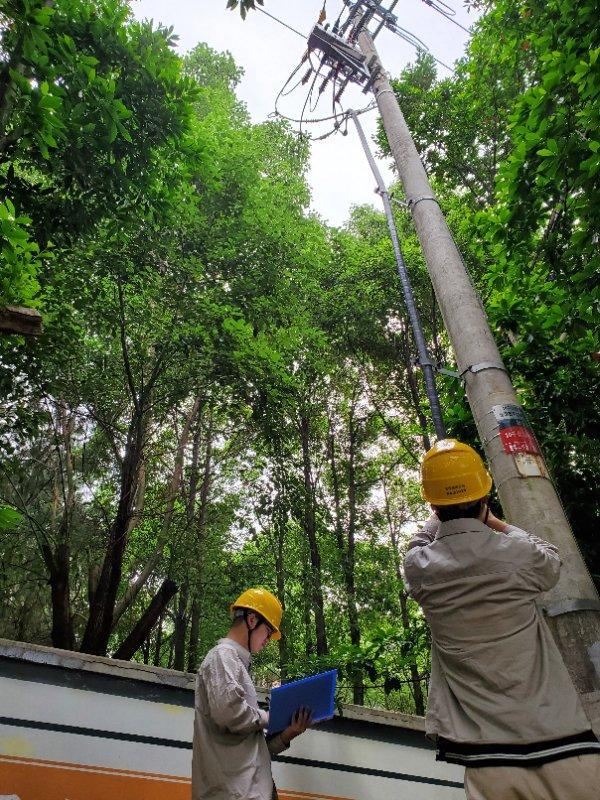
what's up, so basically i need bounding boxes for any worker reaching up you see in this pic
[403,439,600,800]
[192,587,311,800]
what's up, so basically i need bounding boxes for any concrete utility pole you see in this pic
[357,28,600,727]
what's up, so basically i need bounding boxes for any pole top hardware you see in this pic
[341,0,399,39]
[307,24,371,95]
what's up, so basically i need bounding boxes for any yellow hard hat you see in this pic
[231,588,282,641]
[421,439,492,505]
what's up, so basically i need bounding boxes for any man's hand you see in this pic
[484,508,509,533]
[280,707,312,746]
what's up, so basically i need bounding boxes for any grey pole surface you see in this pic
[357,29,600,725]
[350,109,446,441]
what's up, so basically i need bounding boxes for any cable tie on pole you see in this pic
[460,361,507,377]
[413,355,435,368]
[542,599,600,618]
[407,195,438,210]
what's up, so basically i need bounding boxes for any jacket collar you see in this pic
[219,637,251,668]
[435,518,490,541]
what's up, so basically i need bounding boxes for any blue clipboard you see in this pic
[267,670,337,735]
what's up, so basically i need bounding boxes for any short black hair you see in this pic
[435,498,485,522]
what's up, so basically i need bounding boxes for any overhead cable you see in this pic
[255,6,307,40]
[420,0,471,35]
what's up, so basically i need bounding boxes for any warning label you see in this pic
[492,404,541,455]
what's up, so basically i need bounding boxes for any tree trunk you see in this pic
[113,579,178,661]
[381,476,425,716]
[153,612,164,667]
[302,557,314,659]
[185,413,214,670]
[185,411,212,674]
[80,406,148,655]
[172,581,189,671]
[299,414,328,657]
[46,404,75,650]
[345,412,364,704]
[399,589,425,716]
[111,396,201,627]
[329,420,364,703]
[187,596,201,673]
[274,496,288,682]
[47,543,74,650]
[0,27,25,147]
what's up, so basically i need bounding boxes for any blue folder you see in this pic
[267,670,337,735]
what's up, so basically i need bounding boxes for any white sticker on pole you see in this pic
[513,453,548,478]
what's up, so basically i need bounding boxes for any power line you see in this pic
[419,0,471,35]
[387,25,456,74]
[255,6,307,40]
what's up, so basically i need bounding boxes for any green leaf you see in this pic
[0,506,23,531]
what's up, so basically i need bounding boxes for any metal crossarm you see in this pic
[307,24,370,88]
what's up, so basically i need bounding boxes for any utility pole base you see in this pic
[546,609,600,730]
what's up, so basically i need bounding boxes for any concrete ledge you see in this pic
[0,638,196,691]
[0,638,425,731]
[0,305,43,336]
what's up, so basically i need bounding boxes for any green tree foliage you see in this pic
[0,2,431,711]
[1,0,596,720]
[0,0,197,306]
[226,0,264,20]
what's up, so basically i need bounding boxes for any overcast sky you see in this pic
[131,0,476,226]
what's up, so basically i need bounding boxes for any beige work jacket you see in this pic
[403,518,590,745]
[192,638,286,800]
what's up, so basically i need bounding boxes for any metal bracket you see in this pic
[307,24,371,88]
[412,355,435,368]
[542,599,600,618]
[436,366,461,379]
[412,357,460,379]
[374,87,395,100]
[378,189,409,210]
[407,195,438,210]
[461,361,507,377]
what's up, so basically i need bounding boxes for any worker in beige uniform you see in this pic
[192,587,311,800]
[404,439,600,800]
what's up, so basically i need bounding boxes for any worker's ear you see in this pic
[246,611,259,630]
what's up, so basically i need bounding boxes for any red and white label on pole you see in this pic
[492,404,547,478]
